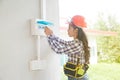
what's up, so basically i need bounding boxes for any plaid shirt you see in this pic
[47,34,85,64]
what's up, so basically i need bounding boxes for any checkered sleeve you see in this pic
[47,34,82,54]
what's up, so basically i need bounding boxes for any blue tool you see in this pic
[37,20,53,29]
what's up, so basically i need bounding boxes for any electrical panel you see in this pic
[31,19,54,36]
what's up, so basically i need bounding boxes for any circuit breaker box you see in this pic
[31,19,53,36]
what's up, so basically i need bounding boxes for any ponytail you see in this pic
[77,27,90,64]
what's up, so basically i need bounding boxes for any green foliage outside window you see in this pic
[94,13,120,63]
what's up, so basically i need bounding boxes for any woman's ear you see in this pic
[75,28,78,33]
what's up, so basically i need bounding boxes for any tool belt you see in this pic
[63,58,89,78]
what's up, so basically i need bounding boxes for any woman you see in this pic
[44,15,90,80]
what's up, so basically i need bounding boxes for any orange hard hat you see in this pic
[71,15,87,28]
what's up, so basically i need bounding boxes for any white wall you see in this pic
[0,0,60,80]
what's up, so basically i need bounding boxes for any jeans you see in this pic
[68,73,89,80]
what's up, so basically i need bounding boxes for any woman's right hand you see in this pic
[44,27,53,36]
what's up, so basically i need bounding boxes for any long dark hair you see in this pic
[77,27,90,64]
[70,23,90,64]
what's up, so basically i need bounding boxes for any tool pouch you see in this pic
[63,58,89,78]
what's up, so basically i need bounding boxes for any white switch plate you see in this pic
[30,60,46,70]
